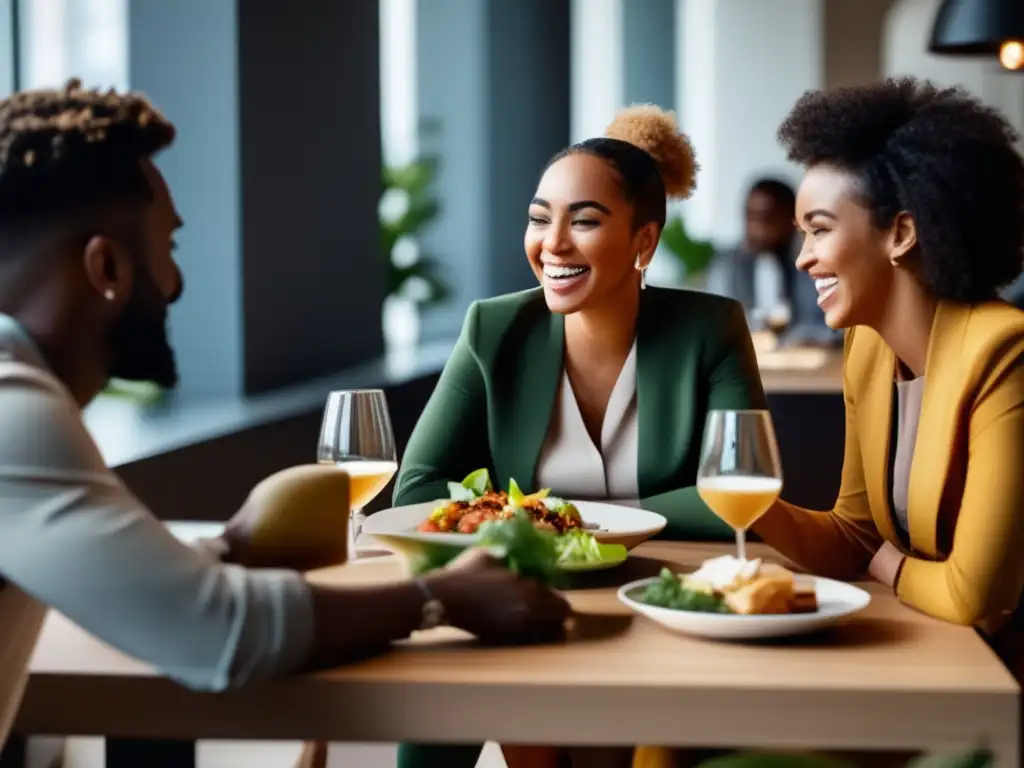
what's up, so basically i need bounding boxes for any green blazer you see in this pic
[393,286,767,540]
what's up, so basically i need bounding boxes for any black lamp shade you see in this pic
[929,0,1024,55]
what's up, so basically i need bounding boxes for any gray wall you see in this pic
[237,0,383,393]
[130,0,243,397]
[416,0,489,340]
[623,0,676,110]
[486,0,572,296]
[130,0,383,398]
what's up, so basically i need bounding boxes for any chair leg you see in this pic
[293,741,329,768]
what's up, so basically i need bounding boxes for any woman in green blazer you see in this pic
[394,105,766,768]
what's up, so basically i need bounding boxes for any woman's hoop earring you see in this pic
[634,254,647,291]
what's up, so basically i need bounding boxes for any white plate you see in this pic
[617,574,871,640]
[362,500,667,550]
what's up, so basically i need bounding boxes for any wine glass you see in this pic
[696,409,783,561]
[317,390,397,560]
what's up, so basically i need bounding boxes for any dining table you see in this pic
[12,534,1020,767]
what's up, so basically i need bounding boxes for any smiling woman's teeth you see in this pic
[815,276,839,306]
[544,265,589,279]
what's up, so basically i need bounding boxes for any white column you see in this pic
[676,0,824,246]
[570,0,624,143]
[379,0,418,167]
[0,1,14,96]
[884,0,1024,153]
[17,0,128,91]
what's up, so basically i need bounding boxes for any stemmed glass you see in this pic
[696,409,783,561]
[317,390,397,560]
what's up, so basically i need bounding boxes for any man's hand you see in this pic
[217,466,351,571]
[425,548,572,644]
[868,541,905,590]
[218,497,259,564]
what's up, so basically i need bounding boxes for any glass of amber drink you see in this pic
[317,390,398,560]
[696,409,783,561]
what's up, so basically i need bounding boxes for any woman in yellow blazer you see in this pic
[640,74,1024,768]
[751,78,1024,665]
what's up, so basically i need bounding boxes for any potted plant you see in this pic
[379,156,450,350]
[658,212,716,289]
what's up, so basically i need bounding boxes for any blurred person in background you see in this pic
[0,80,570,752]
[706,177,840,347]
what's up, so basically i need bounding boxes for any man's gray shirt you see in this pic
[0,314,314,746]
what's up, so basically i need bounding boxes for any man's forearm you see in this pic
[303,580,427,667]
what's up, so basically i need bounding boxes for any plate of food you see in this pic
[618,555,871,640]
[362,468,667,551]
[374,509,629,575]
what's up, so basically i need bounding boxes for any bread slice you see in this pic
[789,582,819,614]
[724,572,795,615]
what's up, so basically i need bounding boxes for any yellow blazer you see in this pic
[637,300,1024,768]
[759,299,1024,637]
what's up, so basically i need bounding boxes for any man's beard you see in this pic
[107,272,178,389]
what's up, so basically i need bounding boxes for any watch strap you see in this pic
[415,578,446,631]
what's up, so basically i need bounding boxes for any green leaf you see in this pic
[379,155,452,304]
[507,478,524,506]
[477,510,562,586]
[461,468,493,496]
[393,199,440,237]
[555,530,628,569]
[447,482,477,502]
[404,511,562,586]
[661,214,716,278]
[101,379,167,404]
[404,540,466,575]
[384,155,440,195]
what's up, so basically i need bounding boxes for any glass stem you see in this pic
[349,506,365,562]
[736,528,747,561]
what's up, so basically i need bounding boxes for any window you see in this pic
[17,0,127,91]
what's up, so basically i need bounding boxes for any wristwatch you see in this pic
[415,578,446,631]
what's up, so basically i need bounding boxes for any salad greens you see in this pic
[407,510,561,585]
[448,470,580,520]
[507,477,549,506]
[447,468,493,502]
[408,512,625,583]
[555,530,627,567]
[417,469,625,578]
[638,568,731,614]
[476,510,562,585]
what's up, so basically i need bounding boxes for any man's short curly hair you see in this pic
[778,77,1024,302]
[0,78,175,254]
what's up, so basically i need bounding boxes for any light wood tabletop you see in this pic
[16,541,1019,763]
[758,347,844,394]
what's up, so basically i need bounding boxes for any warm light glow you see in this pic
[999,40,1024,71]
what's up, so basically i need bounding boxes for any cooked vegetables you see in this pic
[419,469,585,535]
[637,568,731,614]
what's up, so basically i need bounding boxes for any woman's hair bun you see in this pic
[604,104,698,200]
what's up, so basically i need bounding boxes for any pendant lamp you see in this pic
[928,0,1024,71]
